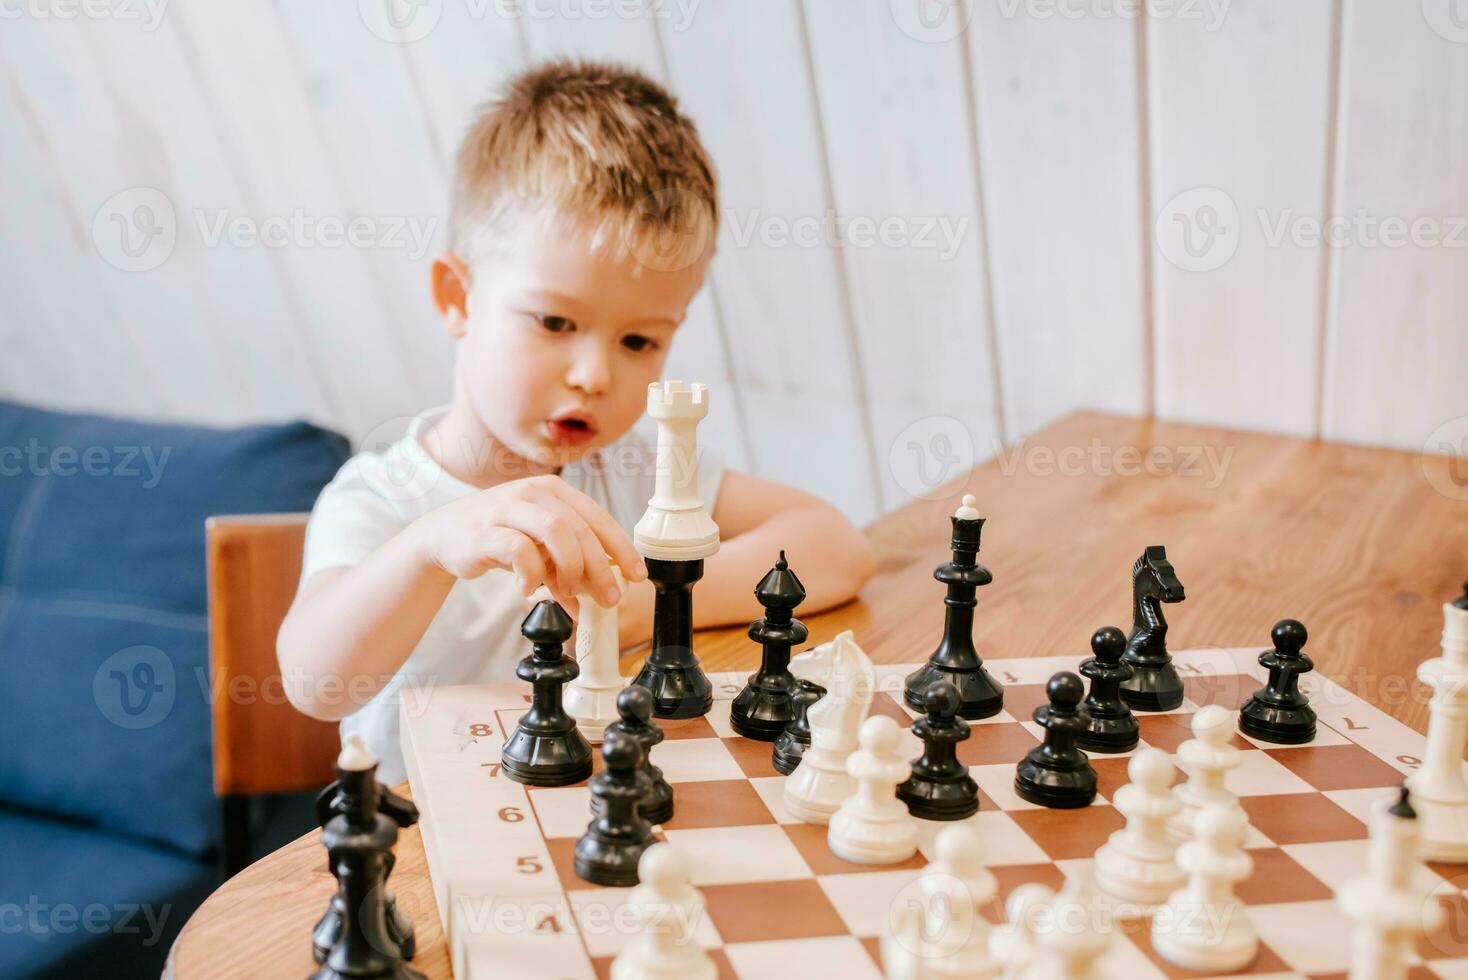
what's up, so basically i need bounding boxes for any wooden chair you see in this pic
[205,514,339,876]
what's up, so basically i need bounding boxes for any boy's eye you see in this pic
[621,334,659,353]
[535,314,574,333]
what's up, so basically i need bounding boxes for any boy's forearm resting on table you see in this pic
[617,504,875,649]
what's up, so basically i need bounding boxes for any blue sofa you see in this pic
[0,401,350,978]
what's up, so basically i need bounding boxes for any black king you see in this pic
[903,494,1004,720]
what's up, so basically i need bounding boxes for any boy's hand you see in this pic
[413,475,646,610]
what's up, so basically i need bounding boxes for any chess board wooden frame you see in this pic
[401,649,1468,979]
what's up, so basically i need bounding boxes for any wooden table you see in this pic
[167,411,1468,978]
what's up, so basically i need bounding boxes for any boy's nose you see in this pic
[566,348,611,395]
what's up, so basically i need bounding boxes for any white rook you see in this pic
[1405,598,1468,863]
[633,381,719,562]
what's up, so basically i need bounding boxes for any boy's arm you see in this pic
[617,470,875,647]
[280,475,646,721]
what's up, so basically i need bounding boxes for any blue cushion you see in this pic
[0,400,349,856]
[0,805,215,979]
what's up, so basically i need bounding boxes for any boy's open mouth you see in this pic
[546,414,597,446]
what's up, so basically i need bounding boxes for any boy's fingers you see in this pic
[488,528,547,595]
[572,524,622,607]
[496,499,587,596]
[542,482,647,582]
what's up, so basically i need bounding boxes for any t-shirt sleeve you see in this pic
[296,456,412,595]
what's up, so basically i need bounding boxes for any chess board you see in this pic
[400,648,1468,979]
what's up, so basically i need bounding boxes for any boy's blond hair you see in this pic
[451,59,719,275]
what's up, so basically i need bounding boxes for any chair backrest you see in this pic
[205,514,339,796]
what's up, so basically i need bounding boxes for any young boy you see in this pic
[278,60,875,783]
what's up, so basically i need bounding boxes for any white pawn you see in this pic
[564,562,627,742]
[1031,874,1111,980]
[918,823,1001,978]
[989,883,1055,978]
[1168,705,1240,842]
[828,715,919,864]
[1152,803,1257,973]
[1336,788,1445,980]
[784,630,875,825]
[611,844,715,980]
[1093,748,1185,905]
[1404,596,1468,862]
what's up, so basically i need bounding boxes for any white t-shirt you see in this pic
[295,404,725,783]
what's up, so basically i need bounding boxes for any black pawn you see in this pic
[903,496,1005,720]
[1014,672,1097,809]
[1118,545,1188,711]
[574,732,654,887]
[1076,627,1139,753]
[1453,582,1468,611]
[731,552,809,740]
[501,601,594,786]
[632,559,713,718]
[772,678,826,775]
[596,686,674,825]
[1389,784,1416,820]
[1238,619,1317,744]
[897,681,980,821]
[311,749,425,980]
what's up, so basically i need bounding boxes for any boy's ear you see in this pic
[431,251,472,338]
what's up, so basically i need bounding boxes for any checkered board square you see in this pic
[400,648,1468,979]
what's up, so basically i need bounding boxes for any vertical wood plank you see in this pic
[966,4,1148,438]
[166,3,448,438]
[659,1,881,522]
[802,0,1002,511]
[1322,0,1468,449]
[1149,0,1337,436]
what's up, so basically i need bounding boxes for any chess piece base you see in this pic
[1014,758,1096,809]
[565,686,623,744]
[771,733,807,775]
[630,664,713,719]
[1076,713,1141,754]
[729,689,796,741]
[500,728,594,787]
[311,964,426,980]
[782,766,854,825]
[574,836,650,887]
[903,663,1004,721]
[1151,902,1257,973]
[1238,697,1316,745]
[896,775,980,821]
[611,948,717,980]
[1093,841,1185,905]
[1402,784,1468,863]
[1118,660,1184,712]
[828,809,918,865]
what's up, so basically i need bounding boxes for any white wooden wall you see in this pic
[1,0,1464,526]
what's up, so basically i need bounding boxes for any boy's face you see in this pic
[437,214,706,473]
